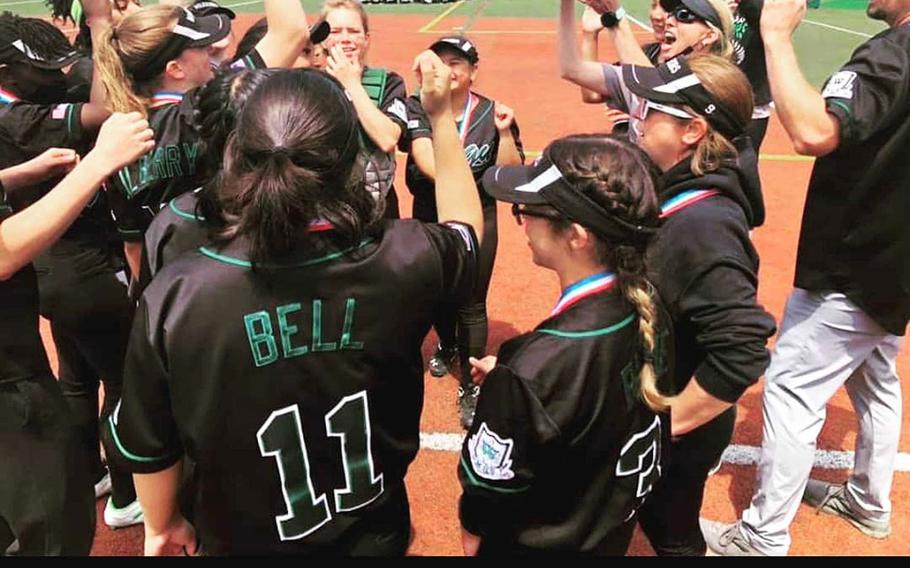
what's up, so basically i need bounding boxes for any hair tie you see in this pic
[641,351,655,365]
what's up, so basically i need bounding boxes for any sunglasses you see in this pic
[659,0,705,24]
[633,100,695,122]
[511,204,563,225]
[630,100,695,137]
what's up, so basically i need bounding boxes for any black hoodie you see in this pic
[647,155,776,403]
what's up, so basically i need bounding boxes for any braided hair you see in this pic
[0,11,74,62]
[546,134,671,413]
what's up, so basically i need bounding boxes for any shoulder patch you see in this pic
[386,99,408,123]
[467,422,515,481]
[822,71,858,100]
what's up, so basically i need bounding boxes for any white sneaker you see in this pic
[94,472,112,499]
[104,497,144,529]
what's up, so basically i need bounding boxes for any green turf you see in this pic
[0,0,886,86]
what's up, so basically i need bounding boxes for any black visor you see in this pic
[0,38,79,70]
[483,154,659,243]
[623,56,745,139]
[131,7,231,81]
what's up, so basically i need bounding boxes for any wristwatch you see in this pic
[600,6,627,29]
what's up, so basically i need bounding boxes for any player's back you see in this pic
[126,219,475,554]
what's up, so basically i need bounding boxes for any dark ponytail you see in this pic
[215,69,381,265]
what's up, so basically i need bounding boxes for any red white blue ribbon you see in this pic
[150,91,185,109]
[457,92,477,142]
[660,189,719,218]
[551,271,617,317]
[0,87,19,105]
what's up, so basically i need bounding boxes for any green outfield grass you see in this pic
[1,0,885,86]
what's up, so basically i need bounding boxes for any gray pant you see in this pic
[740,289,903,555]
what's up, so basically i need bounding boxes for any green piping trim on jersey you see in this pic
[66,104,78,138]
[465,101,493,138]
[459,457,530,494]
[537,313,636,339]
[169,197,204,222]
[830,99,852,116]
[106,416,166,464]
[199,238,375,269]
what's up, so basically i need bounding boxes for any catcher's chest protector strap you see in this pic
[361,68,388,108]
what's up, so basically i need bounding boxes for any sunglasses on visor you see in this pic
[659,0,705,24]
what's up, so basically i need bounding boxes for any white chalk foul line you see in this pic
[629,11,872,39]
[419,432,910,472]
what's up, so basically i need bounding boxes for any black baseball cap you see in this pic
[429,36,479,65]
[482,152,659,242]
[660,0,724,30]
[0,37,79,70]
[623,56,745,139]
[132,7,232,81]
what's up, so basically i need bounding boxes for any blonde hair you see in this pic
[93,5,182,116]
[685,54,753,176]
[702,0,734,61]
[321,0,370,34]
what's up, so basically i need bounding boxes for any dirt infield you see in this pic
[38,11,908,556]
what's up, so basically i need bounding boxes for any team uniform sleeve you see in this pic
[227,47,267,71]
[458,365,560,537]
[397,94,432,153]
[105,179,156,242]
[679,261,776,402]
[379,72,409,134]
[822,35,910,147]
[102,297,183,474]
[600,64,633,113]
[420,221,479,305]
[0,102,86,158]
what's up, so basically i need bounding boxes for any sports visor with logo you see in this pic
[0,38,79,70]
[482,153,659,243]
[622,57,745,140]
[131,7,231,81]
[429,36,479,64]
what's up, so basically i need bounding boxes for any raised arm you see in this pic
[254,0,314,68]
[80,0,114,128]
[415,50,483,242]
[761,0,839,155]
[558,0,614,94]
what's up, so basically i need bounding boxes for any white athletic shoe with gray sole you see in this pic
[104,497,144,529]
[94,472,112,499]
[802,479,892,539]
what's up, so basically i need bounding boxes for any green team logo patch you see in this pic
[467,422,515,481]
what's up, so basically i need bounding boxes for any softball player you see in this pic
[458,134,672,555]
[0,4,147,528]
[136,68,278,293]
[323,0,410,219]
[105,57,482,555]
[621,54,776,556]
[0,111,154,555]
[703,0,910,555]
[94,0,316,275]
[561,0,734,138]
[400,35,525,428]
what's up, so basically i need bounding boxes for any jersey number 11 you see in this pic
[256,390,384,541]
